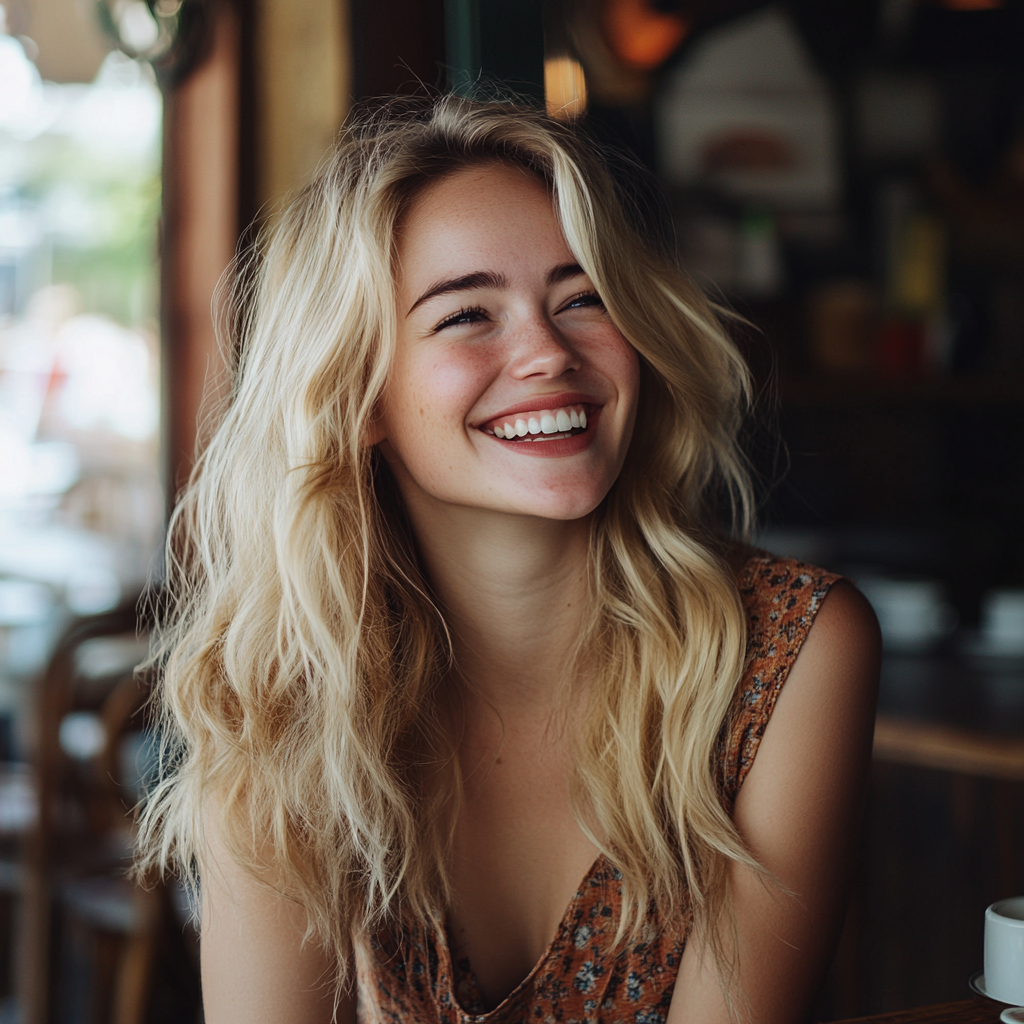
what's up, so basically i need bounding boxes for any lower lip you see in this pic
[480,409,601,458]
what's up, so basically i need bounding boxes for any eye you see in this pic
[433,305,489,332]
[558,291,606,313]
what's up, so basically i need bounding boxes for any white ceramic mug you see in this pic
[857,577,955,653]
[985,897,1024,1004]
[982,590,1024,656]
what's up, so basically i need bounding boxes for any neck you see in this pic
[399,491,591,714]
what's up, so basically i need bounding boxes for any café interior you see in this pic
[0,0,1022,1020]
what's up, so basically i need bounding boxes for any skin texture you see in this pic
[200,817,346,1024]
[199,164,880,1023]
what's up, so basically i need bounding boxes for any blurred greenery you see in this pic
[1,85,161,328]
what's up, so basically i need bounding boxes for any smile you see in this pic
[480,404,589,442]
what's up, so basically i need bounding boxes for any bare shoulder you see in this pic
[800,578,882,675]
[747,578,881,783]
[735,575,881,842]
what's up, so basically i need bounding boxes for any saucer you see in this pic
[960,636,1024,664]
[971,970,1024,1010]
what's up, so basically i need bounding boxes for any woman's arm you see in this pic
[669,580,881,1023]
[200,810,354,1024]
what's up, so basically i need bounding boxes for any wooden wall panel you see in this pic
[161,2,240,495]
[255,0,351,212]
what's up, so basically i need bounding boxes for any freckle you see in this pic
[419,408,424,416]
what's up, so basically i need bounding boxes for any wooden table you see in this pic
[874,715,1024,780]
[833,996,1008,1022]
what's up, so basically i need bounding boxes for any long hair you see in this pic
[136,93,760,996]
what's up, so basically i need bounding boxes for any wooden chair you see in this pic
[56,670,165,1024]
[14,603,198,1024]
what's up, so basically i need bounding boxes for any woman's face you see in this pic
[375,161,640,522]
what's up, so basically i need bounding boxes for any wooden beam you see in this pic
[161,2,241,494]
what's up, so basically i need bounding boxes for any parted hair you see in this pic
[136,93,761,1000]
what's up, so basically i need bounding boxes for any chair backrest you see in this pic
[97,670,156,830]
[19,601,155,1024]
[31,604,152,867]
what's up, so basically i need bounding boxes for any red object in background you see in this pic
[877,318,927,378]
[702,131,795,173]
[937,0,1003,9]
[603,0,688,69]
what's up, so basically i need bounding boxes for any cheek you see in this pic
[603,335,641,409]
[388,344,495,433]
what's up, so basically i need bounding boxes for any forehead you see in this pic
[408,160,550,221]
[395,163,571,289]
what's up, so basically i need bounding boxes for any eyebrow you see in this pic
[546,262,586,286]
[405,263,587,317]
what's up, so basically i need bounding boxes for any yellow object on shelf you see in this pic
[888,213,947,316]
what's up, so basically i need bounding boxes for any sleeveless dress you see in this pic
[355,554,840,1024]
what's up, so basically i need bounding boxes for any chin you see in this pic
[486,469,618,522]
[505,491,609,522]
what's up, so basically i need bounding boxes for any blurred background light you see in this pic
[544,55,587,119]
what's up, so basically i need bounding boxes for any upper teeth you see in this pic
[486,405,588,439]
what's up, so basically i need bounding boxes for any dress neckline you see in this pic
[440,551,765,1018]
[441,853,611,1018]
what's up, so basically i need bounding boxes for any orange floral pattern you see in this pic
[356,554,839,1024]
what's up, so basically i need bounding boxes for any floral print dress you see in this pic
[355,554,840,1024]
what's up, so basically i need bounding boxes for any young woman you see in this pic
[138,96,880,1024]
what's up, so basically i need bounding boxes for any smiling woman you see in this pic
[135,95,879,1024]
[376,163,639,521]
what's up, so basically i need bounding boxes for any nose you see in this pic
[506,314,581,380]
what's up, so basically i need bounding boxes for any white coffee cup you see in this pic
[985,897,1024,1004]
[982,590,1024,656]
[857,577,955,653]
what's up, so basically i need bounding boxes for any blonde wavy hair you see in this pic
[137,94,762,996]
